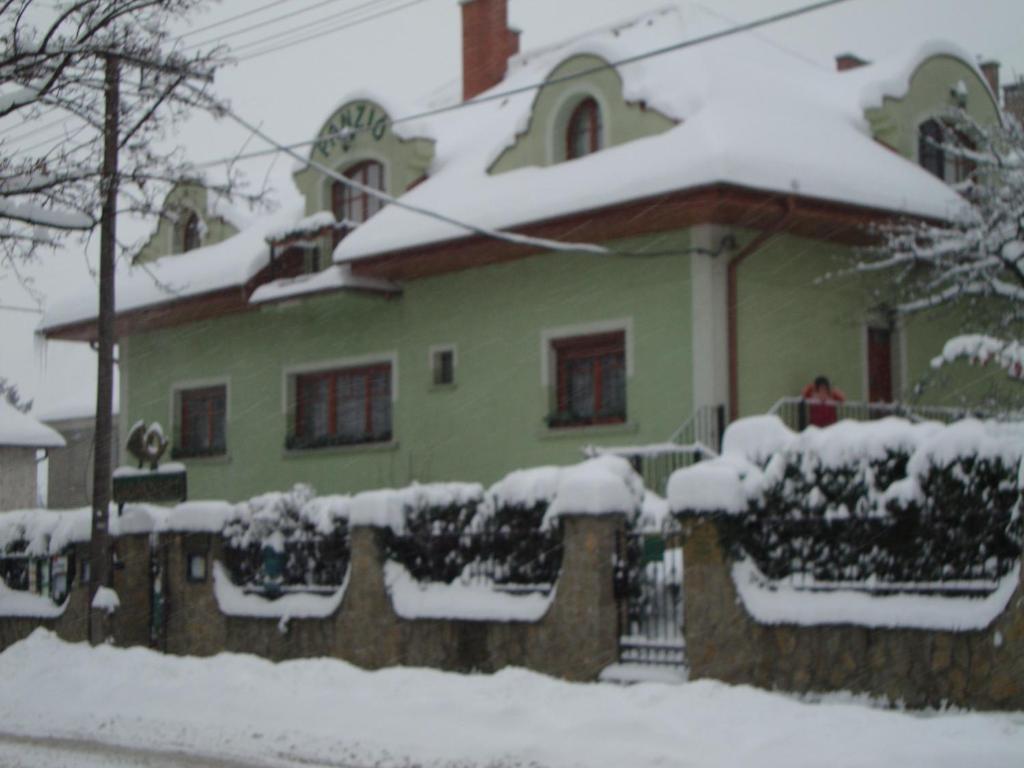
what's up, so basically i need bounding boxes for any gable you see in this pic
[135,182,241,265]
[864,53,1001,161]
[292,98,435,218]
[489,54,675,174]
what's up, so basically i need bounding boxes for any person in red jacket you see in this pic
[801,375,845,428]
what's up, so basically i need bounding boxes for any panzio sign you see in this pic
[315,100,390,157]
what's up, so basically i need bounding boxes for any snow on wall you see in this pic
[384,562,553,622]
[732,558,1020,631]
[212,562,346,620]
[0,577,67,618]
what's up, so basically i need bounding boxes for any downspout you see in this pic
[727,196,796,422]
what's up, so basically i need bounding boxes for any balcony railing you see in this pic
[585,441,715,496]
[767,396,989,432]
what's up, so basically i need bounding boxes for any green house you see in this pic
[41,1,1005,501]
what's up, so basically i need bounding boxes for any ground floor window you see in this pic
[175,385,227,458]
[549,331,626,428]
[290,363,392,449]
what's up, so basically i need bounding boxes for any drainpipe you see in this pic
[727,196,796,422]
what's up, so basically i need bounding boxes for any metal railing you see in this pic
[585,442,715,496]
[767,396,990,431]
[667,403,727,452]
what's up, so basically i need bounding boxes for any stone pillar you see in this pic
[527,513,624,681]
[335,526,403,669]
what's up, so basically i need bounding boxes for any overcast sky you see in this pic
[2,0,1022,415]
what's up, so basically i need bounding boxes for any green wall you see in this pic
[122,232,694,500]
[735,233,874,415]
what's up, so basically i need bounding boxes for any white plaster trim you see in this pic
[545,86,612,166]
[539,317,633,387]
[280,351,399,414]
[168,376,231,448]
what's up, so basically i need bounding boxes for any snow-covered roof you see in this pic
[0,399,65,449]
[38,10,988,331]
[39,203,304,332]
[332,9,973,264]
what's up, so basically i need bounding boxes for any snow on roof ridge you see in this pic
[850,38,997,110]
[39,202,305,332]
[0,399,66,448]
[507,5,679,73]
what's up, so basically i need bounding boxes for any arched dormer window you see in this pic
[918,118,974,183]
[566,98,603,160]
[332,160,385,225]
[918,119,946,180]
[181,209,202,252]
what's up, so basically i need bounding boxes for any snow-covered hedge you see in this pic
[221,485,351,593]
[669,417,1024,587]
[382,456,643,587]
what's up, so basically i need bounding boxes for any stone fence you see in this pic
[0,514,622,683]
[680,516,1024,710]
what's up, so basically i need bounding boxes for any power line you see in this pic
[177,0,306,39]
[0,303,43,314]
[193,0,855,168]
[182,0,365,51]
[234,0,428,60]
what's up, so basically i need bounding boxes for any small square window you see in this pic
[432,347,455,386]
[187,553,208,583]
[81,559,91,585]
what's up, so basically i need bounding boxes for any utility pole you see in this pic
[89,54,119,645]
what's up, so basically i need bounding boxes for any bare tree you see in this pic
[0,0,254,269]
[1,0,256,641]
[855,110,1024,387]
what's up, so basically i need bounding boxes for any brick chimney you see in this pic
[979,60,1000,96]
[835,52,869,72]
[461,0,520,101]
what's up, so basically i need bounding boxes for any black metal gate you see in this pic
[613,527,685,666]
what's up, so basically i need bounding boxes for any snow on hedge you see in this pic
[384,562,553,622]
[671,416,1024,516]
[732,559,1020,631]
[347,482,485,533]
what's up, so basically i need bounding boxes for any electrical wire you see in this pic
[192,0,855,168]
[235,0,428,60]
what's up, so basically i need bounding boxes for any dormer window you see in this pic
[566,98,602,160]
[181,210,202,253]
[918,119,946,180]
[918,118,974,183]
[332,160,385,225]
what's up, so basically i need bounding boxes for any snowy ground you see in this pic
[1,631,1022,768]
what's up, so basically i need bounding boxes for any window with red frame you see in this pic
[332,160,385,226]
[550,331,625,428]
[291,363,392,449]
[176,385,226,458]
[566,98,603,160]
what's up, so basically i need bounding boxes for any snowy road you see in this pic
[2,630,1023,768]
[0,732,371,768]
